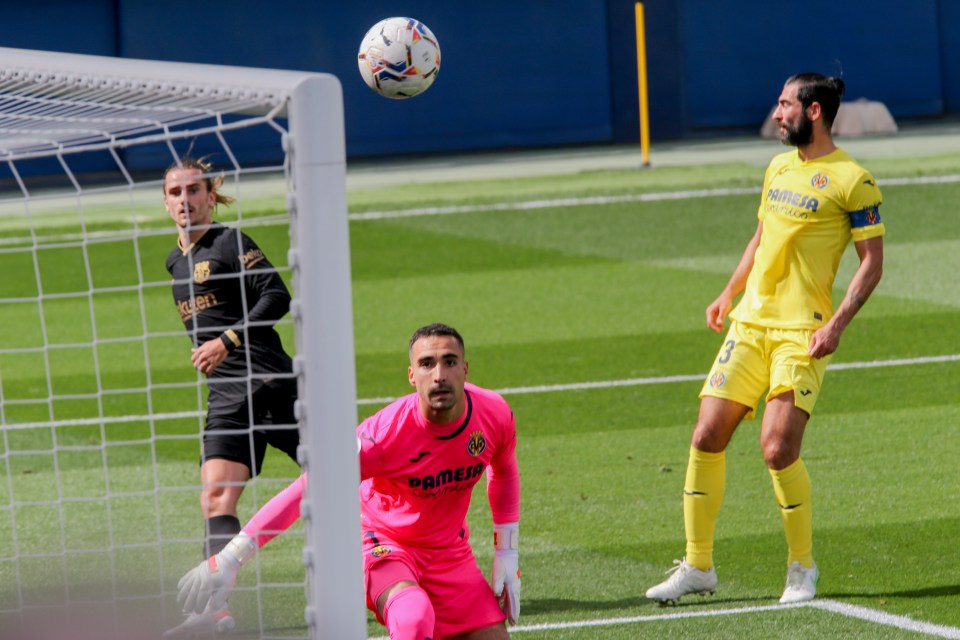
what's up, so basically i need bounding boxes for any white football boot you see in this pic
[645,558,718,605]
[779,561,819,604]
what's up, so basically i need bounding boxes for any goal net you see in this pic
[0,47,363,639]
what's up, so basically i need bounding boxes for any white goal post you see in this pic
[0,46,364,638]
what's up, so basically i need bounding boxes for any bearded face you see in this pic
[780,108,814,147]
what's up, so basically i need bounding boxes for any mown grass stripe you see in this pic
[369,599,960,639]
[358,353,960,406]
[5,353,952,430]
[349,174,960,221]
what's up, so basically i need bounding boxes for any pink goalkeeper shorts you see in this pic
[362,529,506,639]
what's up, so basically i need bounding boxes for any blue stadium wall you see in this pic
[1,0,958,163]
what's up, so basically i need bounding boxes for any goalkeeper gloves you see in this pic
[176,532,257,614]
[492,522,521,624]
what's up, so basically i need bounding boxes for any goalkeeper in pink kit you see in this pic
[169,323,521,640]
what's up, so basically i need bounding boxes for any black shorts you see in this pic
[202,378,300,475]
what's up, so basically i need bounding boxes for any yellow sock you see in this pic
[769,458,813,567]
[683,446,725,570]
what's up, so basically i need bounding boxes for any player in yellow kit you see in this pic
[646,72,884,605]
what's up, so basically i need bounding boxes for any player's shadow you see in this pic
[820,584,960,599]
[524,593,773,616]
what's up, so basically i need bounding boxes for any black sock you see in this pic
[205,514,241,558]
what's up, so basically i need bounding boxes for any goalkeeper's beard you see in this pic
[427,384,456,411]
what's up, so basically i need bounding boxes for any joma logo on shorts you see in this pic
[408,463,484,491]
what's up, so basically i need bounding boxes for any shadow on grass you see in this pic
[821,584,960,599]
[523,593,774,617]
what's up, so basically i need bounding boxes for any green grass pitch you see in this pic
[0,147,958,639]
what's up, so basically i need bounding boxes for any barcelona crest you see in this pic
[193,260,211,284]
[371,545,392,558]
[467,430,486,457]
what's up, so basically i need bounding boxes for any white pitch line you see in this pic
[877,174,960,186]
[2,354,960,429]
[365,603,790,640]
[0,410,203,431]
[349,187,760,220]
[366,599,960,639]
[810,600,960,639]
[357,353,960,406]
[2,354,957,429]
[349,174,960,221]
[828,353,960,370]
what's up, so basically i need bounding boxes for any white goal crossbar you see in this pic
[0,46,364,638]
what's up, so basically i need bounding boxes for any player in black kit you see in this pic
[163,158,299,634]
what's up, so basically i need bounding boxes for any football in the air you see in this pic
[357,17,441,99]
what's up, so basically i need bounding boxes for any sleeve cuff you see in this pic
[851,223,885,242]
[223,532,257,565]
[494,523,519,550]
[220,330,241,352]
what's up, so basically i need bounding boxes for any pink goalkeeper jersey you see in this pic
[240,383,519,551]
[357,382,520,547]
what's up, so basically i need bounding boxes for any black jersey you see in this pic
[166,223,293,404]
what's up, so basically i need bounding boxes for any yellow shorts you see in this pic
[699,321,831,419]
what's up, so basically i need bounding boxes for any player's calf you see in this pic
[383,586,435,640]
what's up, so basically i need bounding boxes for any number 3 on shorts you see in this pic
[718,340,736,364]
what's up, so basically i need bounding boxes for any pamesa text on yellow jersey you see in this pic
[731,147,884,329]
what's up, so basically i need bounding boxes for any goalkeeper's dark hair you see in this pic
[409,323,465,354]
[785,72,845,127]
[162,156,236,206]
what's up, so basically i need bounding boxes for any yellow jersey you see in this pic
[730,147,884,329]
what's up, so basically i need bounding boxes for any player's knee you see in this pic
[762,440,799,470]
[201,483,226,504]
[690,424,726,453]
[200,485,238,516]
[383,586,434,640]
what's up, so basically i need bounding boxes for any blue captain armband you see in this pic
[849,205,882,229]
